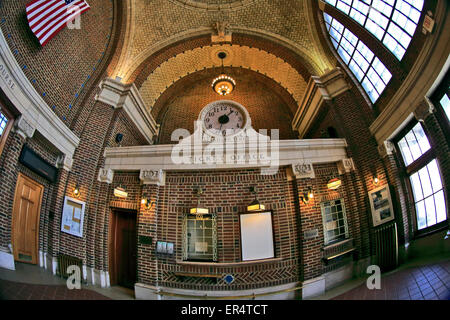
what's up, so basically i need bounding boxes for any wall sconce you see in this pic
[247,186,266,212]
[114,185,128,198]
[373,176,380,186]
[327,178,342,190]
[190,188,209,216]
[300,188,314,205]
[73,184,81,198]
[141,198,155,209]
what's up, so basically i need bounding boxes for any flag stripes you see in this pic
[26,0,90,46]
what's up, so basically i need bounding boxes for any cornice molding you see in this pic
[96,77,159,144]
[292,68,351,138]
[0,27,80,160]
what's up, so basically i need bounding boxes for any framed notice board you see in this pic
[61,196,86,238]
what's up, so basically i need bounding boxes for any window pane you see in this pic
[418,166,433,198]
[412,123,431,154]
[405,131,422,162]
[439,93,450,121]
[416,200,427,230]
[398,137,414,166]
[434,191,447,223]
[424,196,437,226]
[427,159,442,192]
[0,112,8,137]
[409,172,423,201]
[409,158,446,230]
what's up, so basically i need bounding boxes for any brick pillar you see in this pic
[0,130,26,250]
[137,182,160,286]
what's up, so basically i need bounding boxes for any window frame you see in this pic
[323,12,392,104]
[320,198,350,245]
[323,0,424,61]
[0,106,14,159]
[182,213,218,262]
[393,120,448,236]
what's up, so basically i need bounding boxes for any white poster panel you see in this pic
[61,196,86,238]
[240,211,274,261]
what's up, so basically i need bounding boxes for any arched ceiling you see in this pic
[107,0,338,122]
[139,44,308,111]
[111,0,335,83]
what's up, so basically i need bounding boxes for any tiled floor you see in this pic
[0,278,111,300]
[1,260,449,300]
[332,260,450,300]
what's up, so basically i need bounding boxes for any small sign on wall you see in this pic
[61,196,86,238]
[156,241,174,255]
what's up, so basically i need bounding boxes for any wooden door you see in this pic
[12,173,44,264]
[109,210,137,288]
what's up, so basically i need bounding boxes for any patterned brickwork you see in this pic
[0,0,115,129]
[128,0,330,76]
[154,68,298,144]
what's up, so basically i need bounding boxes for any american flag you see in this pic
[26,0,90,46]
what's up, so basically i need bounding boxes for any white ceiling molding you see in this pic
[0,27,80,164]
[96,77,159,144]
[292,68,351,138]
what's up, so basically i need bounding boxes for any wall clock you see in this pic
[199,100,251,138]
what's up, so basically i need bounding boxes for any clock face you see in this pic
[202,102,246,137]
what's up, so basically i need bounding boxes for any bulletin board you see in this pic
[61,196,86,238]
[239,211,275,261]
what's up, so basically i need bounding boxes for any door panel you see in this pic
[12,173,43,264]
[110,210,137,288]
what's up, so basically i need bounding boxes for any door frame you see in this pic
[11,172,44,264]
[108,208,137,286]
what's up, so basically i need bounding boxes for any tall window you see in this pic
[182,214,217,261]
[395,122,447,231]
[321,199,349,245]
[323,0,424,60]
[0,107,14,158]
[324,13,392,103]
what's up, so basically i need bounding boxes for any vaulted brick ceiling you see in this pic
[110,0,336,116]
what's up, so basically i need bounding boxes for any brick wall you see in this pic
[0,0,115,129]
[155,68,298,144]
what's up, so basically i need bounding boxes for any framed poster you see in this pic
[61,196,86,237]
[369,185,395,227]
[239,211,275,261]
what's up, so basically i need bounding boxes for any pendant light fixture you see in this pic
[247,186,265,212]
[212,52,236,96]
[190,188,209,216]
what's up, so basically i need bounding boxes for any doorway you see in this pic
[109,209,137,289]
[12,173,44,265]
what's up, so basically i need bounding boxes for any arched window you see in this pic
[323,0,424,60]
[324,13,392,103]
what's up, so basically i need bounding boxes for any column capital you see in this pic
[414,98,435,122]
[140,169,166,186]
[97,168,114,184]
[56,155,73,171]
[378,141,396,158]
[337,158,355,174]
[292,161,315,179]
[13,115,36,140]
